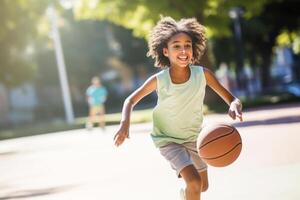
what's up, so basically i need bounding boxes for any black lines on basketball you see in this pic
[199,128,234,149]
[201,143,242,160]
[197,123,242,167]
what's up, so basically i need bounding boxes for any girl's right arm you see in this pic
[114,74,157,147]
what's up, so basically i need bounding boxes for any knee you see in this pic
[186,177,209,193]
[186,177,202,194]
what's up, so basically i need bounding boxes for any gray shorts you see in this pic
[159,142,207,177]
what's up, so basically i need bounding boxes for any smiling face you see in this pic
[163,32,193,68]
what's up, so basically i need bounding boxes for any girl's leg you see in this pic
[180,165,202,200]
[198,170,209,192]
[86,107,95,130]
[98,106,106,129]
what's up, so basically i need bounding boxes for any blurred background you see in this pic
[0,0,300,139]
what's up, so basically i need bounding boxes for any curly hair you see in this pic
[147,16,206,68]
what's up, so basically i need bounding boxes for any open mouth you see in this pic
[178,55,189,62]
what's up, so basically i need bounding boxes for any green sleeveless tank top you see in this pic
[151,65,206,147]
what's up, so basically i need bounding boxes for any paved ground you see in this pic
[0,103,300,200]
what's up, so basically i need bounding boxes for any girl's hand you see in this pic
[228,99,243,121]
[114,123,130,147]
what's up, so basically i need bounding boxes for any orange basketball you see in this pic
[197,123,242,167]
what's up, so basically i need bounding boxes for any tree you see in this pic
[74,0,271,38]
[211,0,300,89]
[74,0,272,69]
[75,0,300,89]
[242,0,300,87]
[74,0,285,94]
[0,0,51,87]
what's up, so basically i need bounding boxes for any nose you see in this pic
[181,48,186,53]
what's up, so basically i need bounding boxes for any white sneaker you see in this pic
[180,188,186,200]
[100,126,106,132]
[85,123,93,131]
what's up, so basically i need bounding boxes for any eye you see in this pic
[185,44,192,48]
[173,45,181,49]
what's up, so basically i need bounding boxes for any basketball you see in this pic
[197,123,242,167]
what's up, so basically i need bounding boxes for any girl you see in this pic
[114,16,243,200]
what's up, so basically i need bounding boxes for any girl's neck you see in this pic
[169,65,191,84]
[169,64,190,73]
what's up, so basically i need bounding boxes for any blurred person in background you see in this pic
[86,76,108,131]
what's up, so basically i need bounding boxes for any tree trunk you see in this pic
[261,50,272,89]
[259,33,277,89]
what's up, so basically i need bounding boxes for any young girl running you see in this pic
[114,16,243,200]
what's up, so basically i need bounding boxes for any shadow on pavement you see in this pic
[233,115,300,128]
[0,185,76,200]
[0,151,18,157]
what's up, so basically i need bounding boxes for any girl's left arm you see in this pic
[203,67,243,121]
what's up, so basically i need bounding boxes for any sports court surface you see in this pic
[1,103,300,200]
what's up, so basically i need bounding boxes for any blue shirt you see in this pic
[86,86,107,106]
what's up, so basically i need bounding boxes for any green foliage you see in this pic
[34,9,153,117]
[60,12,111,85]
[47,10,151,87]
[110,24,149,66]
[74,0,272,39]
[276,30,300,54]
[34,10,113,89]
[74,0,300,89]
[0,0,51,87]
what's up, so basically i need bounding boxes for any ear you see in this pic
[163,48,169,57]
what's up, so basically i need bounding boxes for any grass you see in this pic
[0,109,154,140]
[76,108,154,125]
[1,93,299,141]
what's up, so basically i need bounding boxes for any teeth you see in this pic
[178,56,188,60]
